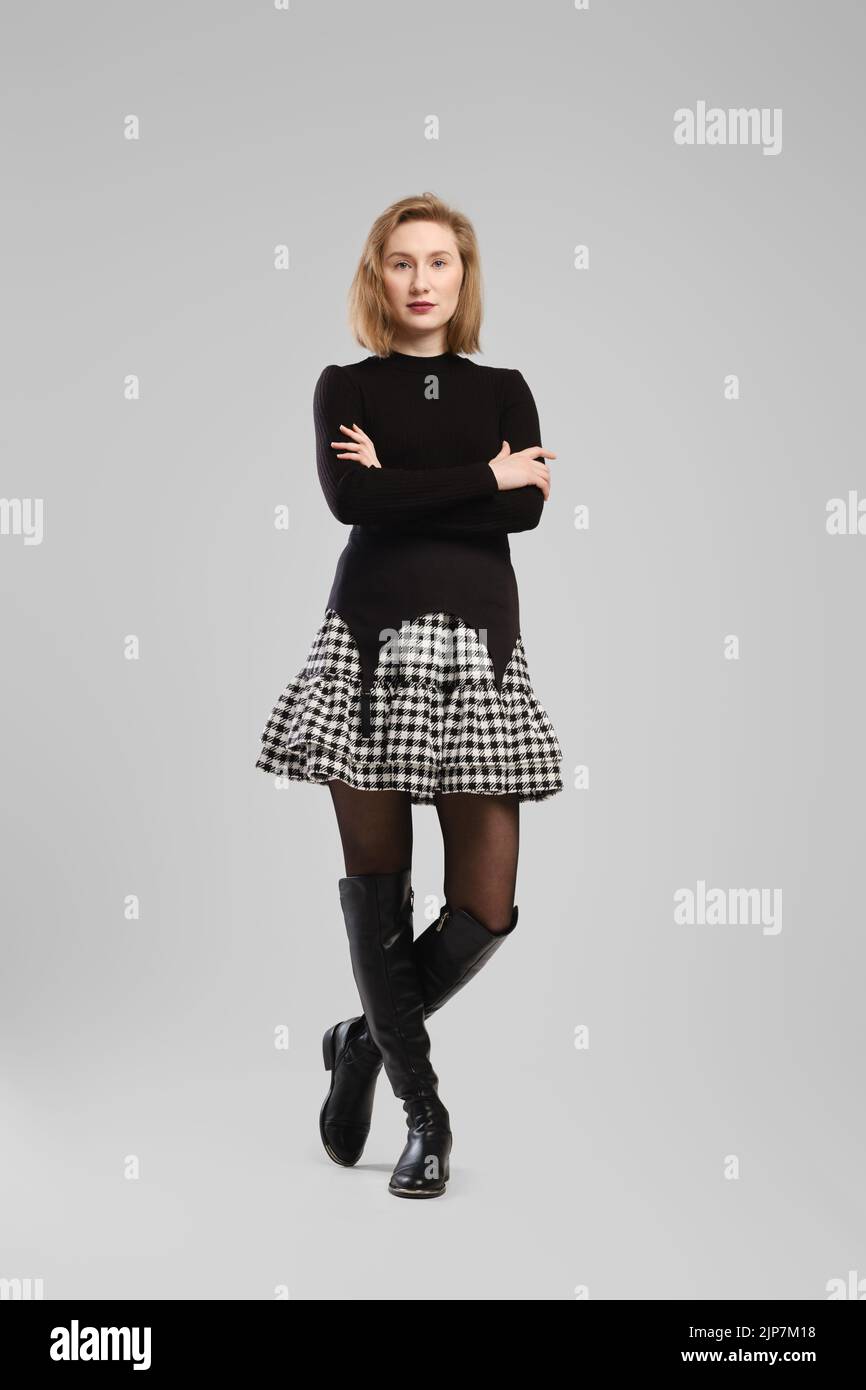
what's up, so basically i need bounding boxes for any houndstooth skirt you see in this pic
[255,608,563,805]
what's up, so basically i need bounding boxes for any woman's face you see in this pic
[381,220,464,349]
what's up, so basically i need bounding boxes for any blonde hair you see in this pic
[347,192,483,358]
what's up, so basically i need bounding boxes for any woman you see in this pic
[256,192,563,1198]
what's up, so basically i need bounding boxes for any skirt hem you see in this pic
[254,747,563,805]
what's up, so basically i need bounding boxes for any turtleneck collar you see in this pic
[373,348,463,372]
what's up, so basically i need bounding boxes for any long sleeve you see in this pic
[398,369,546,536]
[401,483,543,536]
[314,364,499,526]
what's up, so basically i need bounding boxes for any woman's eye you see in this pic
[394,259,447,270]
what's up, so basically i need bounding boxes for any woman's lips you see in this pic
[408,304,435,313]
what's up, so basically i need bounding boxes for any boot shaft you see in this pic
[338,868,439,1102]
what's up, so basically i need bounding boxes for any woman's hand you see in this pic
[331,423,381,468]
[488,440,555,499]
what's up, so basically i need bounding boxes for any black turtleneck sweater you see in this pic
[313,349,546,735]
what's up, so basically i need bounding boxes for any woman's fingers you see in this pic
[332,423,381,469]
[534,460,551,498]
[333,441,381,467]
[330,441,367,455]
[329,425,365,446]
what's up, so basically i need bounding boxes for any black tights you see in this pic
[327,779,519,934]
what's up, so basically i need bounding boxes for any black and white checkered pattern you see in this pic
[255,608,563,804]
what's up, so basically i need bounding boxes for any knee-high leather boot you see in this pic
[320,892,518,1168]
[336,868,452,1198]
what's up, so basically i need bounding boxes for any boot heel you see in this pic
[322,1024,338,1071]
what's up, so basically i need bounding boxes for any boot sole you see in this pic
[389,1182,449,1198]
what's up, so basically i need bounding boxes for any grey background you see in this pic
[2,0,863,1300]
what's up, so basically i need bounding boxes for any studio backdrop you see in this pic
[1,0,863,1301]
